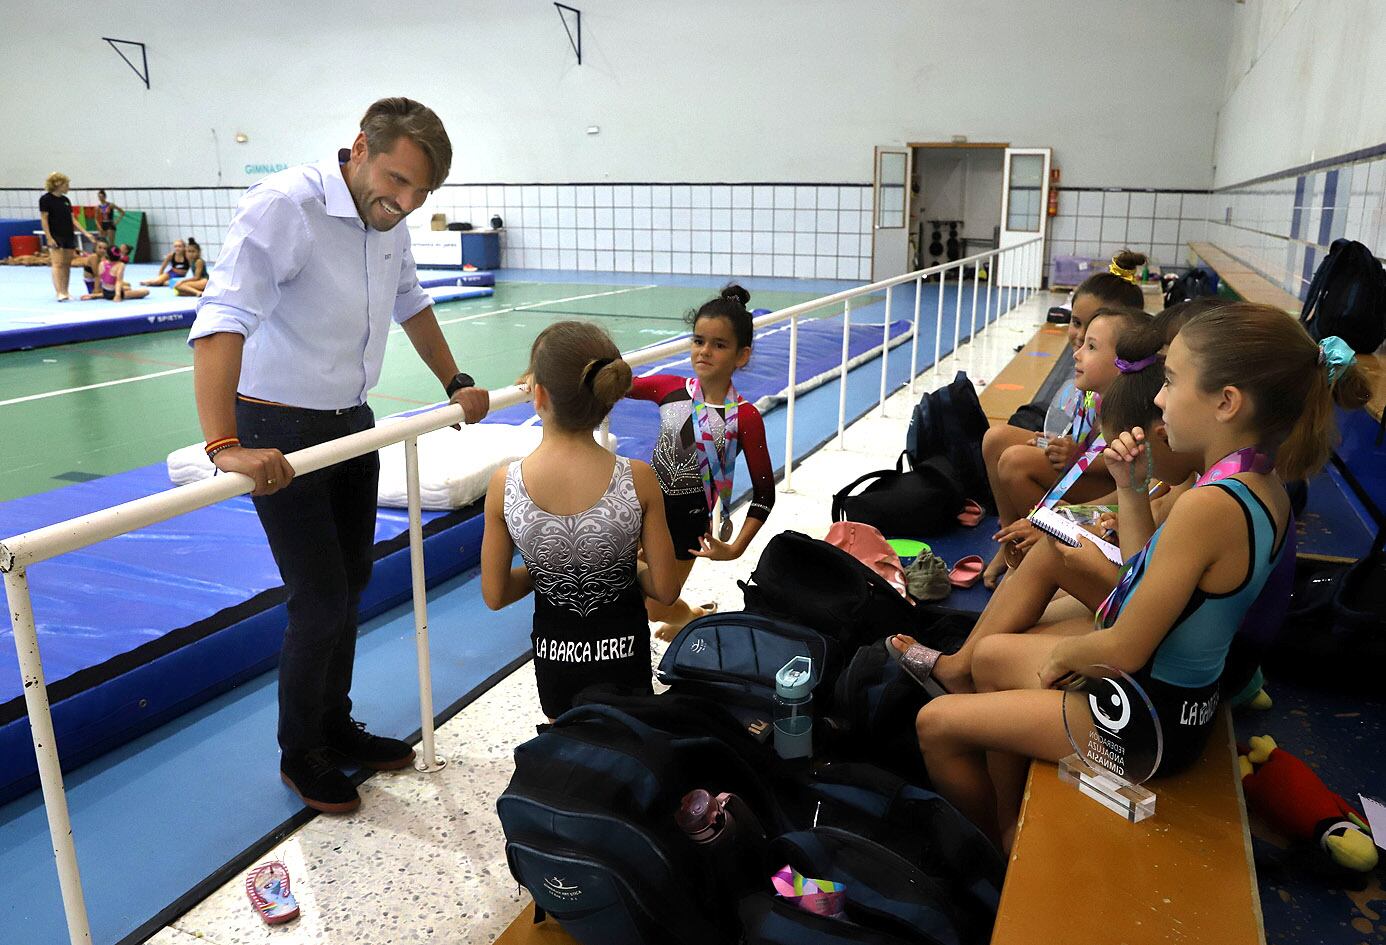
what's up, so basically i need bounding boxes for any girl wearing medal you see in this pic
[629,285,776,640]
[891,320,1202,697]
[890,304,1368,851]
[982,304,1153,587]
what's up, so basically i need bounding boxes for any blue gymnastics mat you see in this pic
[0,265,493,352]
[0,309,910,804]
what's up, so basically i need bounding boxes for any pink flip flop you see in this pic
[956,500,984,528]
[948,554,985,589]
[246,860,300,925]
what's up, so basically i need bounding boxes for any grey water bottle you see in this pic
[773,656,814,760]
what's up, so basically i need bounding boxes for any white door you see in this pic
[870,146,912,281]
[997,147,1051,287]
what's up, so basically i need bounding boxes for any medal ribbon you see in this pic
[688,377,740,523]
[1095,446,1274,628]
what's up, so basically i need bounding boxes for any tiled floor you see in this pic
[142,290,1064,945]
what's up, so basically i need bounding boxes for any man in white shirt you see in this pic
[189,98,489,813]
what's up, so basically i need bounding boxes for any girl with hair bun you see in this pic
[628,284,777,640]
[481,320,679,720]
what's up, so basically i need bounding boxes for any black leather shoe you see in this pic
[324,718,415,771]
[280,749,360,813]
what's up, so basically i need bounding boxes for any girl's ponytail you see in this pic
[1275,341,1372,481]
[1180,304,1374,481]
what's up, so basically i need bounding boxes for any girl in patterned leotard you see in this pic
[481,321,679,720]
[628,285,777,640]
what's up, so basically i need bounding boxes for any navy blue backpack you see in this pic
[498,703,775,945]
[1300,238,1386,354]
[906,372,993,511]
[740,827,963,945]
[657,611,841,724]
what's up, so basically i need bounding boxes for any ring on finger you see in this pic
[267,478,276,485]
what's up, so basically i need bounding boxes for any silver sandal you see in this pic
[886,638,949,698]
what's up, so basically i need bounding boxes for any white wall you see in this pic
[1214,0,1386,187]
[5,0,1229,190]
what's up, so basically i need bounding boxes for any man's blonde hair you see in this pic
[45,172,69,192]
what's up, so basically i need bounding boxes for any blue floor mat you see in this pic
[0,266,491,351]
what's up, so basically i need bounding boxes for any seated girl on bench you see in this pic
[980,251,1149,587]
[895,316,1200,694]
[983,302,1152,586]
[893,303,1369,851]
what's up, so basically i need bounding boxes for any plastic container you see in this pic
[10,235,40,257]
[773,656,814,760]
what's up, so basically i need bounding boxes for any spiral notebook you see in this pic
[1027,506,1124,566]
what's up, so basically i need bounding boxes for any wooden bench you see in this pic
[977,324,1070,425]
[1187,242,1301,314]
[992,710,1263,945]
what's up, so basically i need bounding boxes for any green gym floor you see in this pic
[0,277,867,504]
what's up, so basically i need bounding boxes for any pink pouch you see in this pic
[825,521,910,599]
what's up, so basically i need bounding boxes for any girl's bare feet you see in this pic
[653,601,717,642]
[982,546,1008,589]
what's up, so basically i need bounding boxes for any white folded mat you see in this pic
[167,419,545,511]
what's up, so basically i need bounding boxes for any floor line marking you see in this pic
[419,284,659,329]
[5,286,660,407]
[0,366,194,407]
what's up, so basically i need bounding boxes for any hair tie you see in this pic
[1114,354,1157,374]
[1317,336,1356,385]
[1108,261,1140,285]
[581,357,615,389]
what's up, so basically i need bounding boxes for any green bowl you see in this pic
[888,538,931,565]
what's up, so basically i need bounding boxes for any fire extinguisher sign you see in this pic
[1048,166,1061,217]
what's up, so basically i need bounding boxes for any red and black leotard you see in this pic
[629,374,775,559]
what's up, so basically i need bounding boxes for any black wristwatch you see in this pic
[445,372,475,397]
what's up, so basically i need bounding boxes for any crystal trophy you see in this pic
[1058,665,1163,822]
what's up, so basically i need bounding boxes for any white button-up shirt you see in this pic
[190,151,432,410]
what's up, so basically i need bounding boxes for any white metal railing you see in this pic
[0,235,1042,945]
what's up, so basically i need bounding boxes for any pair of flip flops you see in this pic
[246,861,300,925]
[886,638,948,698]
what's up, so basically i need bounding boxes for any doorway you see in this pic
[908,143,1007,276]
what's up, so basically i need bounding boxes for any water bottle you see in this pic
[773,656,814,760]
[676,789,767,902]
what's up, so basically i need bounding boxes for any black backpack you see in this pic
[749,827,965,945]
[740,531,925,649]
[905,371,993,511]
[1300,238,1386,354]
[1270,546,1386,694]
[657,611,842,724]
[530,695,1001,945]
[831,453,965,538]
[1163,267,1217,306]
[498,703,776,945]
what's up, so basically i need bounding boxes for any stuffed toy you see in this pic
[1239,735,1378,873]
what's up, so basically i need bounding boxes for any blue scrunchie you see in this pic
[1318,336,1356,385]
